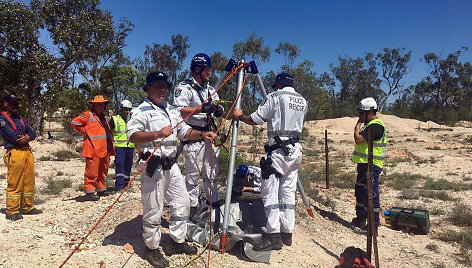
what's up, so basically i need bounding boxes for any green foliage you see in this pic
[451,203,472,227]
[53,149,80,161]
[423,179,472,191]
[43,176,72,195]
[218,149,246,183]
[418,190,455,201]
[386,172,426,190]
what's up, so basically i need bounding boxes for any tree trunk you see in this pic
[25,81,45,136]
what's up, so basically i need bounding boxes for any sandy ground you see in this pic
[0,114,471,267]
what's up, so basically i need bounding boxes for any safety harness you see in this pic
[1,111,26,134]
[260,136,299,180]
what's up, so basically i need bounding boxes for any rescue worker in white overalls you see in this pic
[233,72,307,251]
[173,53,224,217]
[127,71,217,267]
[108,100,134,191]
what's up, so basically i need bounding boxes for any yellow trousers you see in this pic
[3,147,35,216]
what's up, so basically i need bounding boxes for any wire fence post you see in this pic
[325,129,329,189]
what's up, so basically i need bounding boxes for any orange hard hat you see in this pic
[89,95,110,104]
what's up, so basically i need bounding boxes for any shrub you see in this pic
[43,177,73,195]
[218,149,246,183]
[451,203,472,227]
[56,171,64,176]
[332,172,356,189]
[386,172,426,190]
[0,174,5,180]
[423,179,472,191]
[54,150,80,161]
[399,189,419,200]
[425,243,439,253]
[426,146,441,150]
[418,190,455,201]
[39,156,52,161]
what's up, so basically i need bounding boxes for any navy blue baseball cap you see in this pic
[3,94,19,103]
[272,72,294,89]
[143,71,172,90]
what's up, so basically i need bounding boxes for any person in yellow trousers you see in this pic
[71,95,116,201]
[0,94,42,221]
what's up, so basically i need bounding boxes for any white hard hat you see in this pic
[120,100,132,109]
[358,97,378,111]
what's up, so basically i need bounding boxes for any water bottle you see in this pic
[384,210,391,226]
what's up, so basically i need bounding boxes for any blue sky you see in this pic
[38,0,472,89]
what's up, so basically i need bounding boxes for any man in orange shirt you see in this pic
[71,95,115,201]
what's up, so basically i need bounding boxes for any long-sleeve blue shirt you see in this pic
[0,113,36,149]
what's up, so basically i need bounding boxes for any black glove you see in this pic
[213,105,224,117]
[201,102,216,114]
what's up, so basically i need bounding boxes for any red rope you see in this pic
[59,65,242,268]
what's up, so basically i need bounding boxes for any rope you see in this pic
[59,65,242,268]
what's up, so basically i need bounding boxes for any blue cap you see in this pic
[190,53,212,69]
[237,165,249,177]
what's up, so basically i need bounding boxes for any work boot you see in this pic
[162,239,197,256]
[84,193,100,201]
[281,233,292,246]
[22,208,43,215]
[351,216,367,229]
[253,233,283,251]
[145,247,169,268]
[6,213,23,221]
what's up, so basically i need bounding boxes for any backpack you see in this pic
[335,247,375,268]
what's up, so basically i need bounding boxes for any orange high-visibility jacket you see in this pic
[71,110,115,158]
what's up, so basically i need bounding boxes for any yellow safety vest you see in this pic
[112,115,134,148]
[352,118,387,168]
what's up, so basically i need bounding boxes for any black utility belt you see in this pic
[264,136,300,155]
[188,123,210,132]
[140,152,177,173]
[181,139,204,146]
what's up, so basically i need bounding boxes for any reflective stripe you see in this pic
[373,142,386,147]
[123,175,130,178]
[90,135,107,140]
[356,202,365,207]
[6,194,21,199]
[139,106,155,112]
[116,173,125,177]
[373,208,380,213]
[353,151,384,160]
[170,215,189,222]
[23,192,34,197]
[279,204,296,210]
[264,204,280,211]
[114,139,128,143]
[84,189,96,194]
[71,121,82,126]
[272,91,303,98]
[267,130,301,138]
[87,112,98,122]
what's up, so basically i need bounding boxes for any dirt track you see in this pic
[1,114,471,267]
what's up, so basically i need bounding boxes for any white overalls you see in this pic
[127,98,191,249]
[173,77,220,207]
[250,87,307,234]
